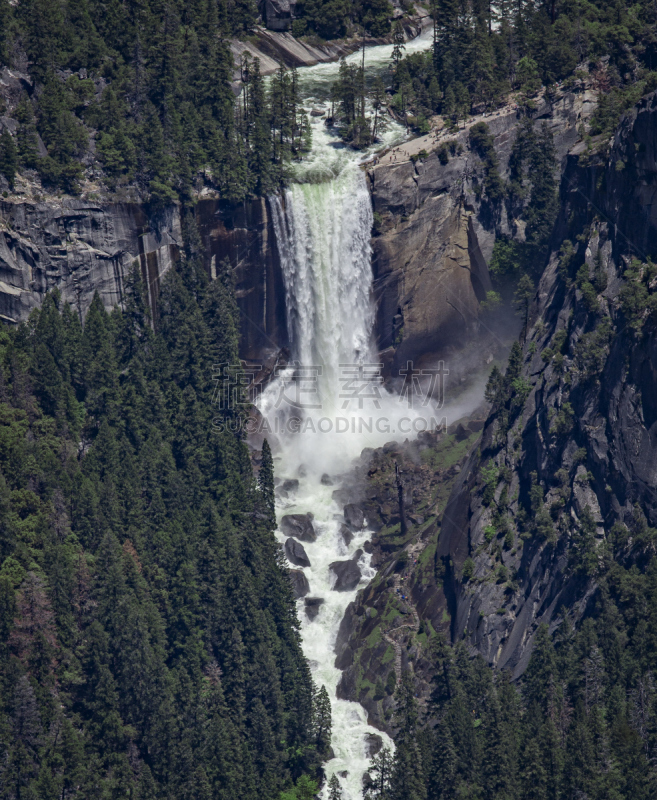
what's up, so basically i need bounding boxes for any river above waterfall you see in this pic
[288,26,434,183]
[257,27,435,800]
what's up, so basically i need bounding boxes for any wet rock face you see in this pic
[196,198,288,361]
[329,559,362,592]
[285,538,311,568]
[340,525,354,547]
[344,503,365,531]
[280,513,317,542]
[277,479,300,500]
[364,733,383,757]
[289,568,310,598]
[367,88,596,372]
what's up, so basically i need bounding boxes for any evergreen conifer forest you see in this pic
[2,0,657,798]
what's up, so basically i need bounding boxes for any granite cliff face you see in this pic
[334,89,657,735]
[367,84,597,373]
[0,196,289,363]
[438,89,657,674]
[0,200,180,324]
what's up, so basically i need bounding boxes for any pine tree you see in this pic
[0,129,18,188]
[391,21,406,74]
[367,746,393,798]
[328,773,343,800]
[390,675,427,800]
[258,439,276,530]
[312,684,332,757]
[0,0,12,66]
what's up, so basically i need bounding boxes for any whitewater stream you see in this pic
[257,28,434,800]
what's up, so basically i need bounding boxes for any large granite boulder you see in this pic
[289,569,310,598]
[281,513,317,542]
[329,556,362,592]
[285,538,311,568]
[304,597,324,620]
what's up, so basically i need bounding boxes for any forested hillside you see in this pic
[0,0,403,201]
[368,545,657,799]
[0,245,328,798]
[392,0,657,136]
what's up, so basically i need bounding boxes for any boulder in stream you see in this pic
[329,559,361,591]
[277,479,300,498]
[304,597,324,620]
[285,538,311,568]
[289,569,310,598]
[340,524,354,547]
[364,732,383,757]
[281,513,317,542]
[344,503,365,531]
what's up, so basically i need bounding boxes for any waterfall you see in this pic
[270,169,375,408]
[264,165,396,800]
[255,29,436,800]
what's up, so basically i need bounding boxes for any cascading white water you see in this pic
[270,170,375,409]
[257,28,436,800]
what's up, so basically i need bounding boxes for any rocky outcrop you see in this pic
[331,424,483,730]
[367,85,597,374]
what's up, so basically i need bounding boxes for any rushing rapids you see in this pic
[258,29,434,799]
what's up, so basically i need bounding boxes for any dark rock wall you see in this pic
[0,196,289,364]
[197,197,289,361]
[438,90,657,677]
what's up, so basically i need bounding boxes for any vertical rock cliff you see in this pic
[0,200,181,323]
[367,85,596,373]
[0,197,289,363]
[437,89,657,675]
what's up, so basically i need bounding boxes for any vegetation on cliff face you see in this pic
[394,0,657,127]
[0,250,327,797]
[0,0,317,201]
